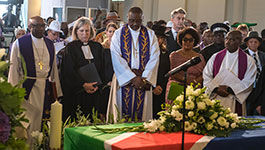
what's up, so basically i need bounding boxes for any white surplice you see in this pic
[203,49,257,115]
[106,26,160,122]
[8,34,62,135]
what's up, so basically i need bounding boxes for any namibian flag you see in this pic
[64,123,214,150]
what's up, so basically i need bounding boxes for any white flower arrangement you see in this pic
[31,130,44,149]
[142,85,244,137]
[95,84,265,137]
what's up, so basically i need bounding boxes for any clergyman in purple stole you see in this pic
[213,48,247,115]
[18,34,55,119]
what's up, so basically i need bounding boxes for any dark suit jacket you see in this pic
[165,30,181,54]
[244,49,265,68]
[244,49,265,115]
[258,40,265,52]
[247,65,265,115]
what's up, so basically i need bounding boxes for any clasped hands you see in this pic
[216,85,233,97]
[131,76,151,90]
[83,82,98,94]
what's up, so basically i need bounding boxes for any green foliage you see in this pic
[93,84,265,137]
[0,61,28,149]
[237,117,265,129]
[93,124,145,134]
[0,61,8,80]
[167,82,183,101]
[0,81,25,116]
[0,137,29,150]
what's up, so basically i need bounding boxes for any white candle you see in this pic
[49,101,62,149]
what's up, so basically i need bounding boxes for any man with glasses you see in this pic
[8,16,62,144]
[200,23,230,62]
[107,7,160,122]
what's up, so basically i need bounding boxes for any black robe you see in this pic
[60,40,105,121]
[200,43,225,62]
[100,48,114,115]
[153,50,170,119]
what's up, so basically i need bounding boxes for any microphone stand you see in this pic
[181,69,187,150]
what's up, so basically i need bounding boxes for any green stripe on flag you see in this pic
[64,123,143,150]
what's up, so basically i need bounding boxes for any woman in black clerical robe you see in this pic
[60,17,105,121]
[152,24,170,119]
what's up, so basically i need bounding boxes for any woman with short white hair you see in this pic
[60,17,105,121]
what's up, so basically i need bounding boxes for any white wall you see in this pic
[41,0,63,21]
[156,0,186,22]
[225,0,245,23]
[36,0,265,33]
[187,0,226,26]
[121,0,185,25]
[123,0,144,22]
[28,0,41,24]
[245,0,265,33]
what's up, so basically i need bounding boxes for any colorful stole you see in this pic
[213,48,247,115]
[213,48,247,80]
[18,34,55,100]
[120,24,150,120]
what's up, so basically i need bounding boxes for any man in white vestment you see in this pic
[8,16,62,141]
[203,30,256,116]
[107,7,160,122]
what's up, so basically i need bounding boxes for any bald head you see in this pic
[128,7,143,16]
[29,16,44,28]
[28,16,46,38]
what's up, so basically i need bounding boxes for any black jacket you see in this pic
[247,65,265,115]
[165,30,181,54]
[200,43,225,62]
[244,49,265,68]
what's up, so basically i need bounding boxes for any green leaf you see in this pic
[167,82,183,101]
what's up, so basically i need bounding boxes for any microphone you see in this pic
[164,56,201,77]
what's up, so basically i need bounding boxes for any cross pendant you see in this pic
[38,61,43,70]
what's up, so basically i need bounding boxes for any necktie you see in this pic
[175,32,178,41]
[253,53,260,88]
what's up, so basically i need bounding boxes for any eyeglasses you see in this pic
[128,19,142,24]
[183,37,194,42]
[51,31,59,37]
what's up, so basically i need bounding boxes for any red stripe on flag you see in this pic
[111,132,204,150]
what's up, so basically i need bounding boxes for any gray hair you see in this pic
[171,7,186,19]
[72,17,95,41]
[15,28,26,36]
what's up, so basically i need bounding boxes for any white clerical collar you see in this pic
[81,44,94,60]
